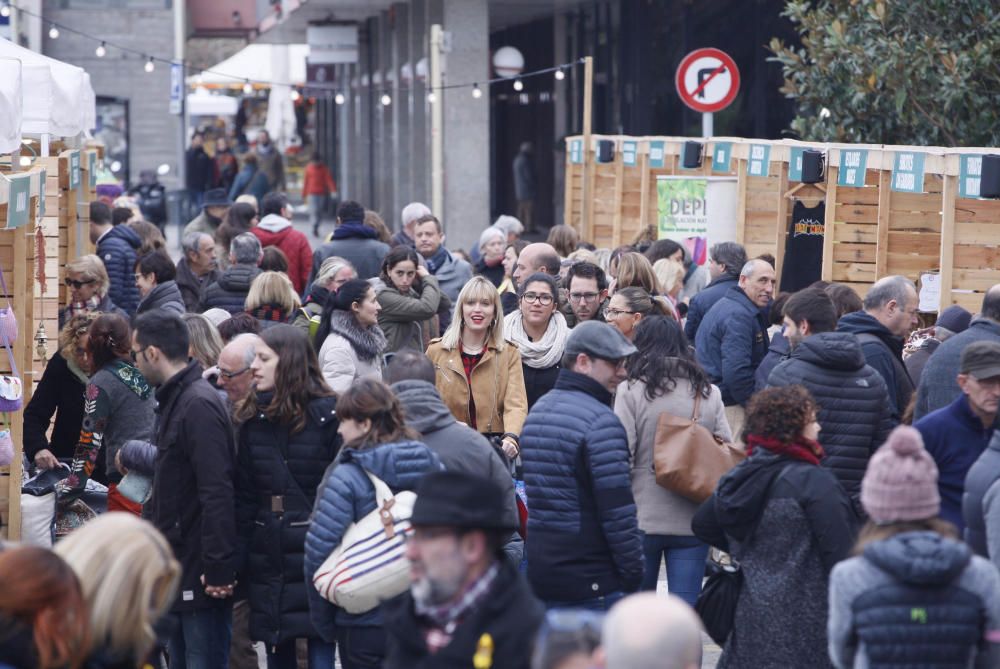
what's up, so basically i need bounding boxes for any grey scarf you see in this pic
[329,310,387,362]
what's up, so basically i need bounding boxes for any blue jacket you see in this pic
[96,225,141,315]
[694,285,769,406]
[915,318,1000,421]
[521,369,643,602]
[837,311,913,420]
[304,440,441,638]
[229,166,270,203]
[915,394,996,531]
[684,273,738,342]
[754,329,789,392]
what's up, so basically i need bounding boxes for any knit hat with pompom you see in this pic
[860,425,940,524]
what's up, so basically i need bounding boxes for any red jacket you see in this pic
[302,163,337,197]
[252,215,313,293]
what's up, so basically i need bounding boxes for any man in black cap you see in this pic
[520,321,644,611]
[183,188,232,239]
[382,471,544,669]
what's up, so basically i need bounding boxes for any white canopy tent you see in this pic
[187,44,309,87]
[0,38,96,144]
[187,88,240,117]
[0,58,23,154]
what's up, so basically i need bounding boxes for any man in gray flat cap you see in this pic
[520,321,644,611]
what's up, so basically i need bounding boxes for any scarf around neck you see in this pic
[328,310,387,362]
[424,245,451,274]
[745,434,824,466]
[504,310,570,369]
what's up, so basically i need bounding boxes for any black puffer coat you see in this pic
[198,265,262,314]
[766,332,893,502]
[235,394,340,646]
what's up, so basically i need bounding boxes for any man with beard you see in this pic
[382,471,543,669]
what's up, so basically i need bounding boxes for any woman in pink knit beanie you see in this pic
[827,425,1000,668]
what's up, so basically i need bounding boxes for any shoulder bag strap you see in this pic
[691,391,702,422]
[362,467,395,505]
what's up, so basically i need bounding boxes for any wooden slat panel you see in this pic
[832,262,877,283]
[833,243,876,263]
[835,222,878,244]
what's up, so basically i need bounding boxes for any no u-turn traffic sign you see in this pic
[675,48,740,114]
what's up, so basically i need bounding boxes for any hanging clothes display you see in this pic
[780,200,825,293]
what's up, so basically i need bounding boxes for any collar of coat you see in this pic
[328,310,387,362]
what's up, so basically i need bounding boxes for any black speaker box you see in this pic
[597,140,614,163]
[682,141,702,168]
[801,149,824,183]
[981,155,1000,198]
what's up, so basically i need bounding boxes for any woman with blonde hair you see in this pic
[604,287,674,340]
[182,313,224,369]
[652,257,685,319]
[547,224,580,258]
[363,209,392,244]
[613,252,662,296]
[54,514,181,669]
[245,270,301,329]
[425,275,528,459]
[60,255,126,328]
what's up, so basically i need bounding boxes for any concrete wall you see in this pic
[43,1,183,188]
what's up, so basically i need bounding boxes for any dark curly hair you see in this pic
[742,385,818,445]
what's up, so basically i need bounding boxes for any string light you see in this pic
[290,89,301,101]
[334,92,346,105]
[554,68,565,81]
[0,5,11,18]
[48,24,59,39]
[472,83,483,99]
[426,91,436,104]
[513,78,524,91]
[242,80,253,94]
[95,42,106,58]
[380,93,392,106]
[144,57,155,73]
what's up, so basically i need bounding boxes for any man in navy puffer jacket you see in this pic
[90,200,141,315]
[521,321,643,610]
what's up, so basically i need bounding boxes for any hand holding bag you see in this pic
[652,394,745,503]
[313,467,415,614]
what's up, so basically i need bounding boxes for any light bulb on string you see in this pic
[334,92,346,105]
[472,83,483,99]
[290,89,301,101]
[144,57,155,73]
[48,24,59,39]
[554,68,565,81]
[0,5,11,18]
[243,80,253,95]
[380,93,391,106]
[426,91,436,104]
[512,78,524,91]
[95,42,107,58]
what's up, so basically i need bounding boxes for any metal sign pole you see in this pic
[702,112,713,138]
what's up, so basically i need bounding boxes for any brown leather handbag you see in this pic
[652,394,745,503]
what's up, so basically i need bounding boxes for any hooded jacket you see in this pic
[372,275,441,354]
[767,332,894,503]
[838,311,914,420]
[915,317,1000,420]
[136,280,185,316]
[685,273,738,342]
[694,285,769,406]
[252,215,313,293]
[692,450,853,668]
[829,532,1000,669]
[96,224,142,315]
[304,440,442,637]
[198,264,262,314]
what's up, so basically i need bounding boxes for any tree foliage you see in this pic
[769,0,1000,146]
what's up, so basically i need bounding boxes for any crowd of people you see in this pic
[3,185,1000,669]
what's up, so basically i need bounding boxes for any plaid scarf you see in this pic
[416,562,500,654]
[65,296,101,321]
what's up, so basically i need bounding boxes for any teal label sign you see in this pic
[959,155,983,199]
[891,151,925,193]
[788,147,817,182]
[711,142,732,172]
[69,151,81,189]
[648,141,665,168]
[622,141,638,167]
[569,139,583,164]
[38,168,46,218]
[88,152,97,188]
[7,175,31,229]
[838,149,869,188]
[747,144,770,177]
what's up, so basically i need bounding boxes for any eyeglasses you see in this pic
[569,292,600,303]
[218,365,251,380]
[129,347,149,363]
[133,273,145,284]
[603,307,635,319]
[593,355,628,369]
[521,292,554,306]
[65,278,96,289]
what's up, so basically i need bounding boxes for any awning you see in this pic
[187,44,309,88]
[0,58,22,153]
[0,37,95,137]
[187,88,240,117]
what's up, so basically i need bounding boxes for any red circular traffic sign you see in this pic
[675,48,740,113]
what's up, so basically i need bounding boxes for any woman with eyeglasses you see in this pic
[603,287,673,341]
[57,313,155,514]
[59,255,127,329]
[133,250,185,316]
[504,272,570,409]
[426,275,528,460]
[24,313,101,475]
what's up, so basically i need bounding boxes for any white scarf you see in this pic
[504,310,570,369]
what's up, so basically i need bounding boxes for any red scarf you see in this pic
[745,434,825,465]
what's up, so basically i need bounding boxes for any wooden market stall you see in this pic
[564,136,1000,313]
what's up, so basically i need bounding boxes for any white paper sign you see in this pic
[918,273,940,313]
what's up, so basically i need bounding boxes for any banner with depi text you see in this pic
[656,176,737,266]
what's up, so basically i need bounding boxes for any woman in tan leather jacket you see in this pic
[425,275,528,459]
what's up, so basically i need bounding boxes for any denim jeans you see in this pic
[543,591,625,612]
[307,195,325,232]
[336,626,385,669]
[266,638,336,669]
[640,533,709,606]
[165,605,233,669]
